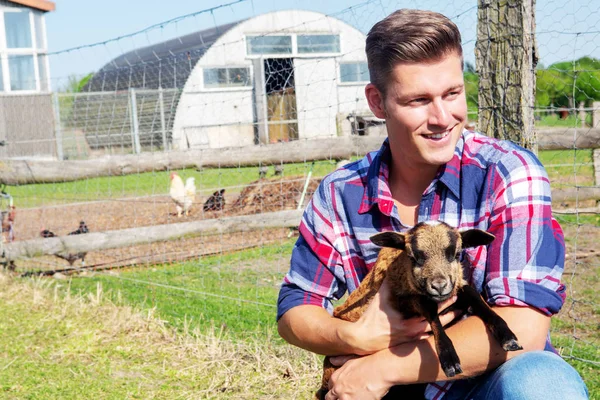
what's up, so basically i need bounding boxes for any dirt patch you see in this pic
[10,176,320,271]
[232,177,321,214]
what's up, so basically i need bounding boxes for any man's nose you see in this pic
[428,98,451,127]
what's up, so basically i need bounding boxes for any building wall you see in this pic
[175,89,255,149]
[0,93,55,158]
[295,57,337,140]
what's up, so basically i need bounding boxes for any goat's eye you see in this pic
[410,255,424,266]
[410,251,426,266]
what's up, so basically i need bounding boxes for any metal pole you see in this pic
[52,92,64,161]
[158,87,168,151]
[129,88,141,154]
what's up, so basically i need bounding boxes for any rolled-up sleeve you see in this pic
[277,181,345,321]
[484,150,566,316]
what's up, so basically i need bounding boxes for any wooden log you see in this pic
[551,187,600,203]
[0,129,599,185]
[0,136,386,185]
[2,209,303,261]
[553,206,600,215]
[537,128,600,150]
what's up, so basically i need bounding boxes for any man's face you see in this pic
[367,53,467,171]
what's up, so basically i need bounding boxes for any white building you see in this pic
[88,10,380,151]
[0,0,54,159]
[0,0,53,93]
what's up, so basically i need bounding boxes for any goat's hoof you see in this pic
[502,339,523,352]
[315,388,327,400]
[440,353,462,377]
[439,346,463,378]
[442,363,462,378]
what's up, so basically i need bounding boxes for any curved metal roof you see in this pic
[84,20,244,92]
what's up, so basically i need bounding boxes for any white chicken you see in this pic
[170,172,196,217]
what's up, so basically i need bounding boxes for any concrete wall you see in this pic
[0,94,55,159]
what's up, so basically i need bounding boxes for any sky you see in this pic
[44,0,599,89]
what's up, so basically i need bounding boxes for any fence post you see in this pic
[593,101,600,129]
[475,0,537,152]
[52,92,64,161]
[129,88,141,154]
[158,87,168,151]
[578,102,588,128]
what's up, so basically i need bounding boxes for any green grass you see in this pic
[551,334,600,399]
[556,214,600,228]
[6,160,340,209]
[536,113,593,127]
[62,239,296,337]
[537,149,595,191]
[0,274,320,399]
[538,148,592,166]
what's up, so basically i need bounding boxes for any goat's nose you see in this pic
[430,278,449,295]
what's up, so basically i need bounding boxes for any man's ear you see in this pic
[365,83,387,119]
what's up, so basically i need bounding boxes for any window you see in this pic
[5,11,32,48]
[9,55,36,91]
[340,62,370,83]
[1,10,49,92]
[297,34,340,54]
[247,35,292,55]
[204,67,251,88]
[34,12,45,49]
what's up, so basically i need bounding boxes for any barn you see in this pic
[85,9,378,151]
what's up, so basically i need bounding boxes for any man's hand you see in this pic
[325,351,392,400]
[347,279,460,355]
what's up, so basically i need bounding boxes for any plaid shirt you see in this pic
[277,130,566,399]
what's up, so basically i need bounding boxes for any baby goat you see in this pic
[316,221,522,400]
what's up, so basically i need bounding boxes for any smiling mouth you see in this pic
[423,130,451,140]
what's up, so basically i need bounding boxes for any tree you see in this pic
[60,73,93,93]
[464,71,479,113]
[536,57,600,109]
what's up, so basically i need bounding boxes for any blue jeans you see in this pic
[444,351,589,400]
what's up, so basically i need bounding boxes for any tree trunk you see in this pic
[476,0,538,151]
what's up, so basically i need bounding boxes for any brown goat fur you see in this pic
[315,221,523,400]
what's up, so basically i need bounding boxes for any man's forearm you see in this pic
[278,305,360,356]
[377,306,550,385]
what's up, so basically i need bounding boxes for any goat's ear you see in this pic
[370,232,406,249]
[460,229,495,248]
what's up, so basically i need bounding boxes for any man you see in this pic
[277,9,588,400]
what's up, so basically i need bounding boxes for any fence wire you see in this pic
[0,0,598,392]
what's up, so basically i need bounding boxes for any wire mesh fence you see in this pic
[0,0,598,395]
